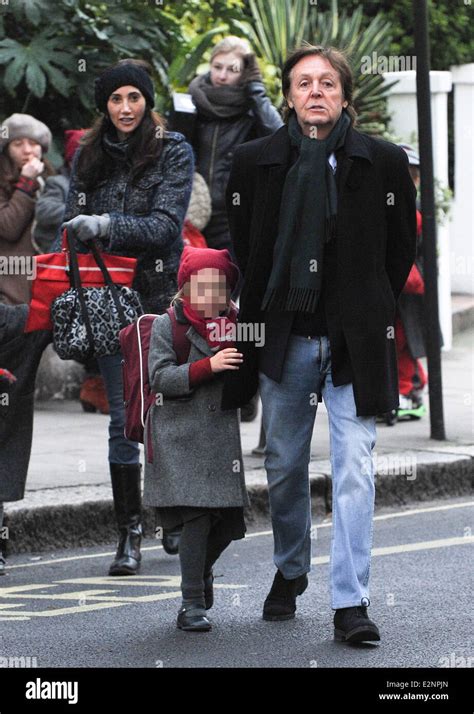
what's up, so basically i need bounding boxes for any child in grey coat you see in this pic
[144,246,248,632]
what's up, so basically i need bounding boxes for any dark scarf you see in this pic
[261,109,351,313]
[102,128,131,164]
[188,72,250,120]
[182,297,238,350]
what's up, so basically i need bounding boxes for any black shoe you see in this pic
[177,604,212,632]
[262,570,308,621]
[108,463,143,576]
[0,555,5,576]
[334,606,381,643]
[204,570,214,610]
[162,526,182,555]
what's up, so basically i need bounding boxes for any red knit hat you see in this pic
[177,245,240,291]
[64,129,86,165]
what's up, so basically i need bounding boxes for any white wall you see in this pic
[382,70,454,350]
[450,64,474,296]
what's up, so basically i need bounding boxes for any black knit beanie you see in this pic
[94,64,155,113]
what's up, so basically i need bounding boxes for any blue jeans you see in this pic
[259,334,377,609]
[97,352,140,465]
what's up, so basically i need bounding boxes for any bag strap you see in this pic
[63,228,128,331]
[63,228,96,360]
[88,239,128,329]
[166,306,191,365]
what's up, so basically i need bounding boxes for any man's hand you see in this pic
[62,214,110,244]
[240,53,263,85]
[210,347,243,373]
[21,157,44,180]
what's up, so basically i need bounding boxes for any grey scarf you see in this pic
[188,72,250,120]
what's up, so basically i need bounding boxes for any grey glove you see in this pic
[62,214,110,244]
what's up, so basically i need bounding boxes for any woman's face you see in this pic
[210,52,244,87]
[7,138,42,170]
[107,85,147,139]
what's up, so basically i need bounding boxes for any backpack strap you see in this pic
[166,306,191,365]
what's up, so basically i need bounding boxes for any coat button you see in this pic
[208,404,216,412]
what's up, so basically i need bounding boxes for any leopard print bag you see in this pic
[51,234,143,361]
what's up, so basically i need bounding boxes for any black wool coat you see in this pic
[221,123,417,417]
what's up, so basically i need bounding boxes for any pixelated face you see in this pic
[210,52,243,87]
[186,268,230,318]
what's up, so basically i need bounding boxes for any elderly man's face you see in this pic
[286,55,348,139]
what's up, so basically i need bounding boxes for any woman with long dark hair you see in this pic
[61,61,194,575]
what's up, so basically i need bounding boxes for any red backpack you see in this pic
[119,307,191,447]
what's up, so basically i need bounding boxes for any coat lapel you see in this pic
[185,326,214,357]
[336,126,375,193]
[172,301,214,357]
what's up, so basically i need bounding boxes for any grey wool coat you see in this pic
[143,307,249,510]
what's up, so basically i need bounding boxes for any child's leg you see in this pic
[179,513,212,606]
[204,529,233,577]
[413,359,427,393]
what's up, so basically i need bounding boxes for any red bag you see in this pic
[119,307,190,456]
[25,229,138,332]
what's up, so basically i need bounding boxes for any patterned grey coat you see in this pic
[143,307,248,509]
[61,131,194,313]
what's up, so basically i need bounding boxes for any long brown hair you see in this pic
[0,151,55,194]
[281,43,357,125]
[75,108,167,193]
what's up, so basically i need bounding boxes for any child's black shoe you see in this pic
[177,604,212,632]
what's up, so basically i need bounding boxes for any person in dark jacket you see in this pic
[34,129,86,252]
[0,114,54,574]
[189,36,281,423]
[395,144,427,419]
[188,35,283,255]
[221,45,417,643]
[61,60,194,576]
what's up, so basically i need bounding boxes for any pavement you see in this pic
[1,496,473,671]
[2,321,473,555]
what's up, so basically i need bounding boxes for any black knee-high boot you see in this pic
[109,463,142,576]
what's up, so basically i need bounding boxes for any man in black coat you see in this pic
[221,45,417,643]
